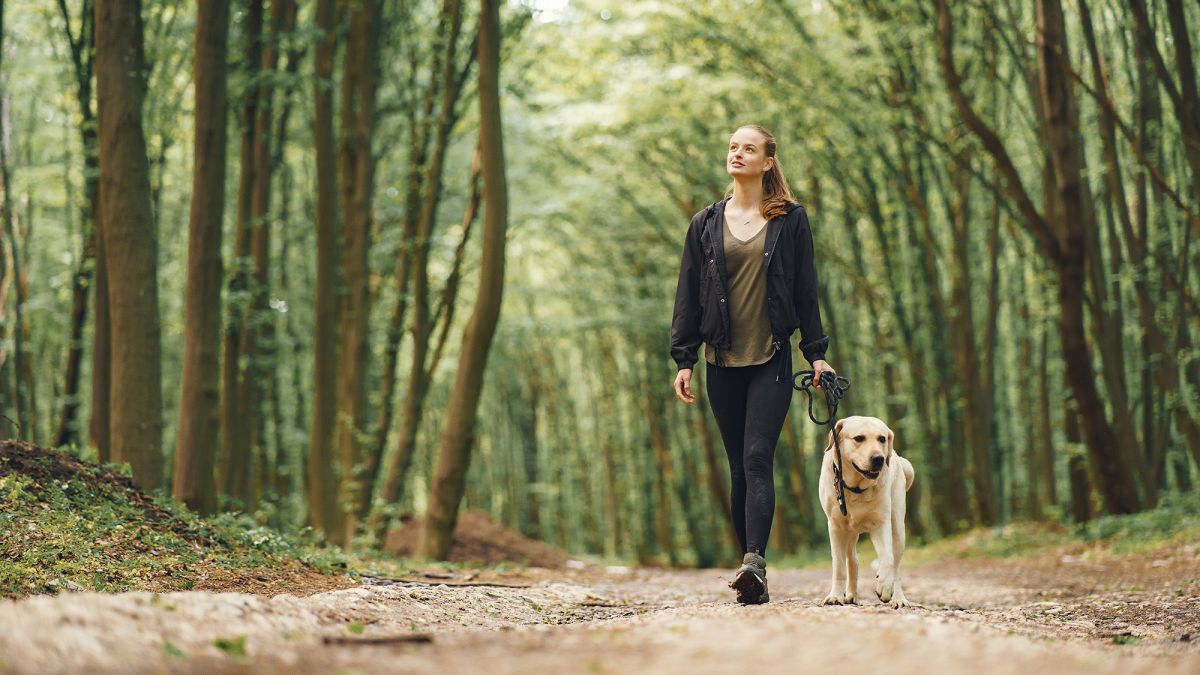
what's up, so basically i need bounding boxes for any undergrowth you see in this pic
[903,491,1200,564]
[0,441,518,600]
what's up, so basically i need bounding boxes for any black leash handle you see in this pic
[792,369,853,516]
[791,370,851,425]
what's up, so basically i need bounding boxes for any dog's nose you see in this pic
[870,454,885,470]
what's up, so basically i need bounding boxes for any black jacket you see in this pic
[670,198,829,382]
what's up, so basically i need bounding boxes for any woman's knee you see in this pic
[743,440,775,477]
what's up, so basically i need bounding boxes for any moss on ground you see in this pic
[0,440,355,599]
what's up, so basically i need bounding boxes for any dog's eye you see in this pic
[878,436,886,443]
[853,435,865,443]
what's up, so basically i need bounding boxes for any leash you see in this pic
[793,369,855,516]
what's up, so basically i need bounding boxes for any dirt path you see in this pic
[1,545,1197,674]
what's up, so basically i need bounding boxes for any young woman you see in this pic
[670,125,835,604]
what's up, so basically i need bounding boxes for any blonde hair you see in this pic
[725,124,797,219]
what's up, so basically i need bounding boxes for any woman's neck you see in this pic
[728,176,763,213]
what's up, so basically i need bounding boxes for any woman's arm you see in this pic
[670,215,705,371]
[794,207,830,365]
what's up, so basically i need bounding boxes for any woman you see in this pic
[670,125,835,605]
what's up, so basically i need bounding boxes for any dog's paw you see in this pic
[845,592,857,605]
[820,593,847,606]
[874,577,895,604]
[887,588,910,609]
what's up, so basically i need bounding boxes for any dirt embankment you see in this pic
[0,440,351,598]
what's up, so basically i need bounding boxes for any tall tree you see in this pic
[52,0,98,448]
[936,0,1142,513]
[94,0,163,488]
[0,0,29,442]
[173,0,230,513]
[371,0,469,532]
[330,0,383,544]
[306,0,340,534]
[418,0,508,559]
[220,0,264,505]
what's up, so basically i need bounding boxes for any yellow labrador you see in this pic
[818,415,915,608]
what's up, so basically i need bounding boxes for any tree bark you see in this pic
[52,0,98,448]
[95,0,163,489]
[90,204,110,462]
[0,87,27,442]
[1035,0,1141,513]
[307,0,340,535]
[173,0,230,513]
[371,0,467,530]
[330,0,383,543]
[418,0,507,559]
[221,0,263,505]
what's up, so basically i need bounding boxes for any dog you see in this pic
[817,415,915,608]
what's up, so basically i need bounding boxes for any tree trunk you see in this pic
[418,0,507,560]
[327,0,383,543]
[173,0,230,513]
[0,103,27,442]
[90,204,110,462]
[1036,0,1141,513]
[371,0,467,531]
[221,0,263,505]
[937,0,1141,515]
[95,0,163,489]
[307,0,340,535]
[52,0,98,448]
[1037,326,1057,508]
[0,1,29,442]
[367,35,439,504]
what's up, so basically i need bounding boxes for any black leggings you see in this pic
[705,347,793,558]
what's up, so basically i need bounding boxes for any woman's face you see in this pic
[726,127,772,179]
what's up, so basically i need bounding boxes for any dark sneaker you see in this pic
[729,552,769,604]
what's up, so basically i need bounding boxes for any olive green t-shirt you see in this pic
[704,212,776,367]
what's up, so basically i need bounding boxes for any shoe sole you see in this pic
[731,570,768,604]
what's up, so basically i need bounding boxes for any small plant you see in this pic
[213,635,248,657]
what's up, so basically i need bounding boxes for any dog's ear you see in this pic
[825,419,845,453]
[886,427,895,465]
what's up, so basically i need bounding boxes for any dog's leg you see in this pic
[870,521,896,604]
[821,522,849,605]
[845,533,859,604]
[888,481,911,608]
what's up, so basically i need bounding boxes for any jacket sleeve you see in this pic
[794,207,829,364]
[670,215,705,370]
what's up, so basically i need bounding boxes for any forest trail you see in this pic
[1,543,1197,674]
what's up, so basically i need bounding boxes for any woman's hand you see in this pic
[674,368,696,404]
[812,360,836,389]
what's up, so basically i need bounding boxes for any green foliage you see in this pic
[213,635,248,657]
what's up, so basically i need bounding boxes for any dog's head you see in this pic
[825,415,893,482]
